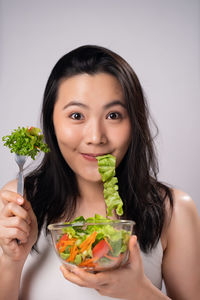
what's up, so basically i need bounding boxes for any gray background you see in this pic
[0,0,200,216]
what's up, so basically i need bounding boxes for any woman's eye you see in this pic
[70,112,84,120]
[107,112,122,120]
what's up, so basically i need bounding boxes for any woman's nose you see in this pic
[84,120,107,145]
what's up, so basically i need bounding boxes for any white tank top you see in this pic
[19,228,163,300]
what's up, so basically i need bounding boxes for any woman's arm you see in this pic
[162,189,200,300]
[0,180,38,300]
[0,252,25,300]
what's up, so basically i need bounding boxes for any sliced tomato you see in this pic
[28,126,34,132]
[56,233,69,250]
[59,233,69,242]
[92,239,109,258]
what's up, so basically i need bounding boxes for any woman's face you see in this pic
[53,73,131,183]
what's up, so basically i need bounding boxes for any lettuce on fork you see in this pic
[2,126,49,159]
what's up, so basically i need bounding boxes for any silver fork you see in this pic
[15,154,27,196]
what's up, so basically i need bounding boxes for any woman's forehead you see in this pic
[56,73,125,105]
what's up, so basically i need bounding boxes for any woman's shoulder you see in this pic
[170,188,199,224]
[161,188,199,250]
[161,189,200,297]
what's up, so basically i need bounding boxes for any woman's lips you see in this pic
[81,153,106,162]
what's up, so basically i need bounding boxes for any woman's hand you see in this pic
[60,236,151,299]
[0,189,38,264]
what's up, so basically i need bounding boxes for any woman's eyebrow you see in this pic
[103,100,126,109]
[63,101,89,110]
[62,100,126,110]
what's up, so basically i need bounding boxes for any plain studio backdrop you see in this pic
[0,0,199,295]
[0,0,199,215]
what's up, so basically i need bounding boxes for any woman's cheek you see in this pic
[112,125,131,154]
[57,125,81,149]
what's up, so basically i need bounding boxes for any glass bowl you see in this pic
[48,219,135,272]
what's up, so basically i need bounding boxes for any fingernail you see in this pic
[17,198,23,204]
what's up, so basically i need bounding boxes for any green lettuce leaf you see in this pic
[96,154,123,217]
[2,126,50,159]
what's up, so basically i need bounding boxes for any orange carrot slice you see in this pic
[104,237,113,252]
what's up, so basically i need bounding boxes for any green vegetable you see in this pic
[54,154,131,269]
[96,154,123,217]
[56,215,131,267]
[2,126,50,159]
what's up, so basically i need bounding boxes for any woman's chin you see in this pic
[77,172,102,184]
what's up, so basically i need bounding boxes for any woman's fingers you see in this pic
[0,191,30,243]
[0,189,24,206]
[0,190,35,231]
[128,235,142,269]
[0,189,30,225]
[2,202,31,223]
[22,198,37,225]
[73,268,109,286]
[60,265,89,287]
[0,215,30,234]
[0,189,36,241]
[0,226,29,244]
[60,265,109,288]
[0,189,38,262]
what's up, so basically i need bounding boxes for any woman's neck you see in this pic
[77,176,105,202]
[74,176,107,219]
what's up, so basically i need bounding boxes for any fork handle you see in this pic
[17,170,24,196]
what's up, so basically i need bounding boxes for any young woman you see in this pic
[0,45,199,300]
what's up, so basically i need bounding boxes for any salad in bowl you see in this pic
[48,154,135,272]
[48,215,134,272]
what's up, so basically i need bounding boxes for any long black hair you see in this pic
[25,45,173,253]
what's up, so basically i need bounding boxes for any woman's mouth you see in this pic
[81,153,107,162]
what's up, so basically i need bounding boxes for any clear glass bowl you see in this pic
[48,219,135,272]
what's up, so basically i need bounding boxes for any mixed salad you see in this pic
[54,154,132,269]
[55,214,130,269]
[2,126,49,159]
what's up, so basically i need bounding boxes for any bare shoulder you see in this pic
[162,188,200,299]
[172,188,199,213]
[164,188,200,247]
[163,188,199,231]
[170,188,199,230]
